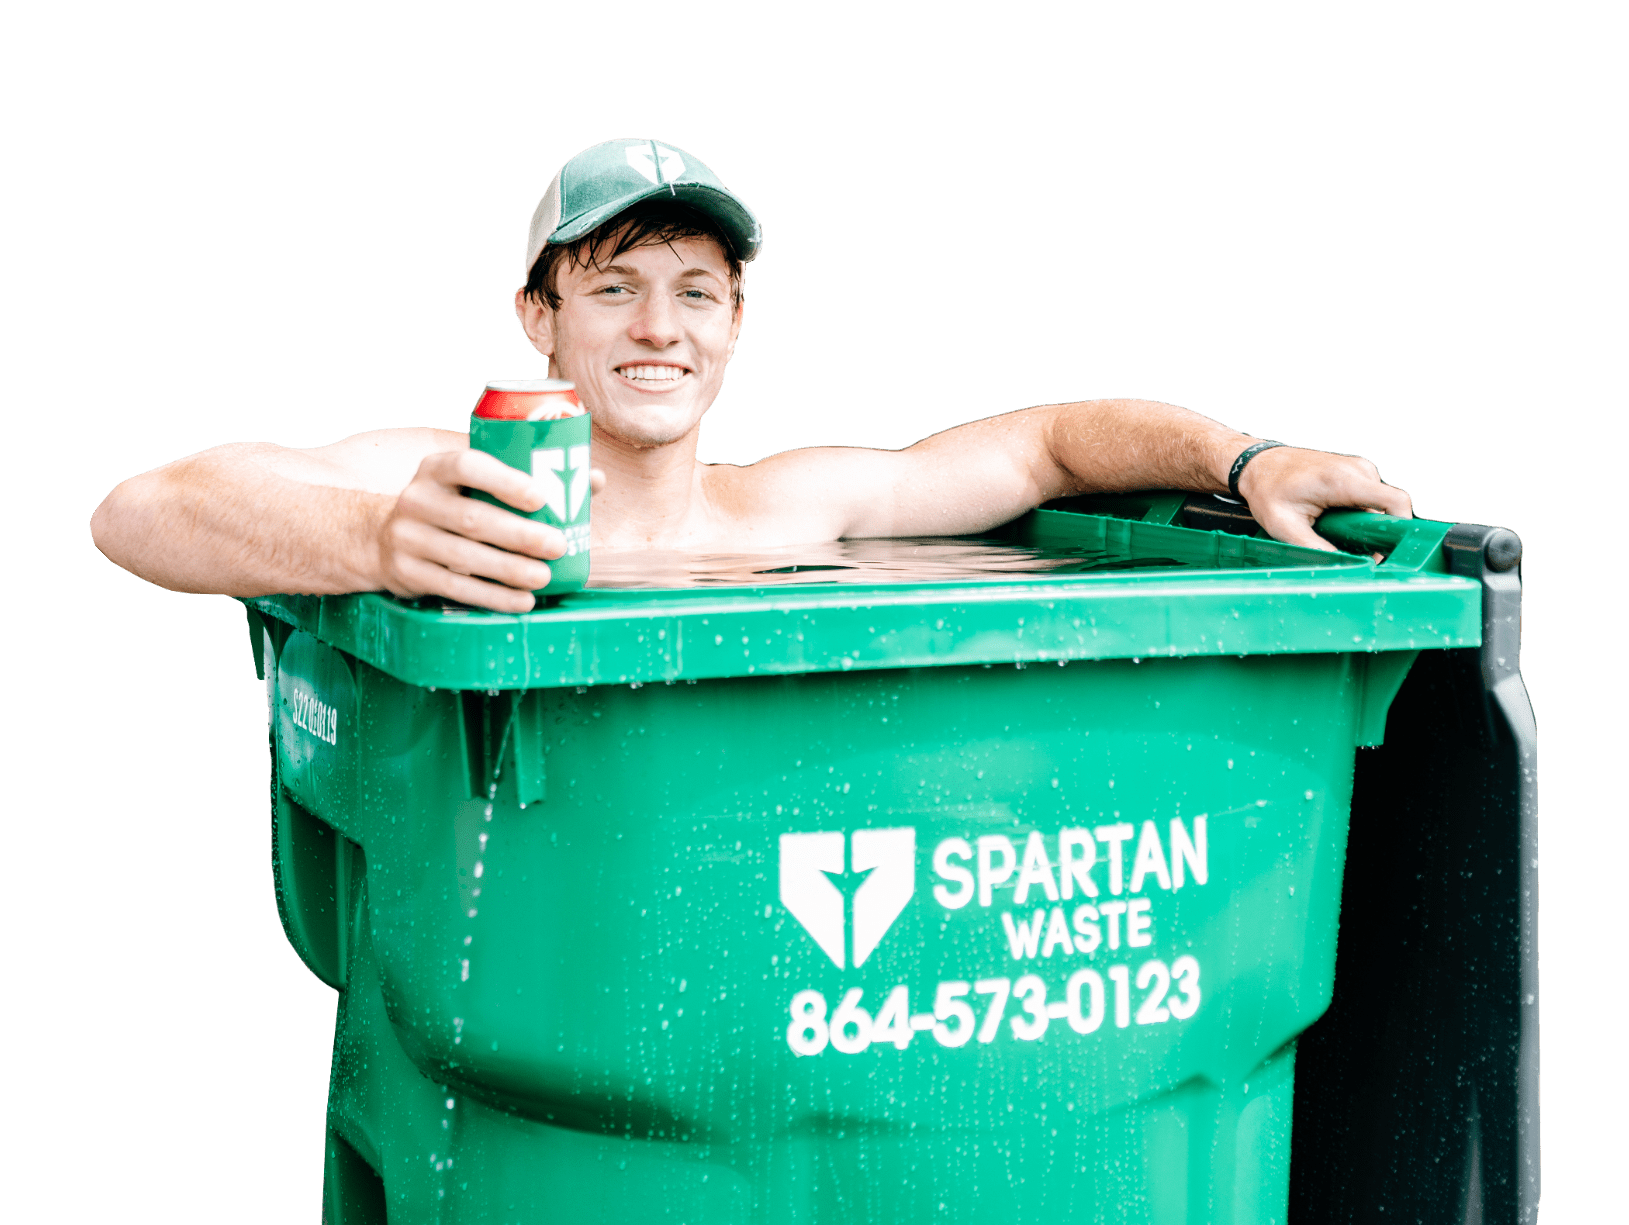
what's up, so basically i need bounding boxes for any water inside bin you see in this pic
[586,535,1188,589]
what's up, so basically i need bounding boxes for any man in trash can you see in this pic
[91,137,1412,602]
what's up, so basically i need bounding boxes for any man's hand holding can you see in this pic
[465,379,593,597]
[374,380,595,612]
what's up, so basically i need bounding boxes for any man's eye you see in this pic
[681,290,710,300]
[597,285,630,295]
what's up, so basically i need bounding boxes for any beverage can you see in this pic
[473,379,585,422]
[466,380,591,597]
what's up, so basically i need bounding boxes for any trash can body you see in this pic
[248,505,1487,1224]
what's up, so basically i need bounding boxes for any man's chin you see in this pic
[591,404,707,450]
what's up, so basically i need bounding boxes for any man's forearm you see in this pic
[1043,399,1252,497]
[91,444,390,597]
[1042,398,1411,549]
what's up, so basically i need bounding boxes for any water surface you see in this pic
[585,536,1185,589]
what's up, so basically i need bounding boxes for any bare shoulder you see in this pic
[699,445,903,542]
[267,426,470,496]
[704,444,897,491]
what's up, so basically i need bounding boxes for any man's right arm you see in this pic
[91,428,566,612]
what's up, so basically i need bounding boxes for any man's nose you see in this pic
[629,292,682,348]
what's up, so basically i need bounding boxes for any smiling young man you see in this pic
[92,138,1412,609]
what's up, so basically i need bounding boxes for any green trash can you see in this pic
[244,496,1530,1225]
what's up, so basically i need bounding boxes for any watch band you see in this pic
[1228,441,1287,501]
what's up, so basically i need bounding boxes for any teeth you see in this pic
[619,365,687,382]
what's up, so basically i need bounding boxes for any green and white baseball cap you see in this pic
[525,138,762,274]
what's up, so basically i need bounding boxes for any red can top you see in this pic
[473,379,584,420]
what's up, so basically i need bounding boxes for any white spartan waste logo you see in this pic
[626,142,685,184]
[531,445,591,520]
[780,828,915,968]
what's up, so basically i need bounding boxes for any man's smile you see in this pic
[615,362,691,388]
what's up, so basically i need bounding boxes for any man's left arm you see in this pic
[797,398,1411,547]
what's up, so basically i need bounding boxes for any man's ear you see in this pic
[723,263,746,363]
[514,288,556,358]
[727,298,746,361]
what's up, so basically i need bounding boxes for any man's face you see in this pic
[518,235,743,450]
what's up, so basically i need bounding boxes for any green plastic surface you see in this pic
[247,510,1475,696]
[248,504,1483,1224]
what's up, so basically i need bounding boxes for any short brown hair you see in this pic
[522,196,745,311]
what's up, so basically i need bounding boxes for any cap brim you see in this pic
[550,182,760,261]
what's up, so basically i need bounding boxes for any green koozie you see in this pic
[466,380,592,595]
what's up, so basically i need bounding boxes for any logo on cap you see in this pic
[625,141,685,184]
[780,828,915,969]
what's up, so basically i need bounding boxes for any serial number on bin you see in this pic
[786,957,1200,1056]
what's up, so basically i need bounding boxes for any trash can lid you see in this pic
[246,506,1482,691]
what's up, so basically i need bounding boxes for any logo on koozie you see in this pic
[531,445,592,522]
[780,829,915,969]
